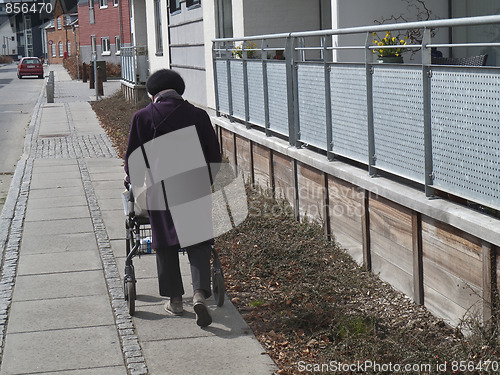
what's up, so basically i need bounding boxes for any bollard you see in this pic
[82,62,87,82]
[46,71,54,103]
[89,64,94,89]
[97,66,104,96]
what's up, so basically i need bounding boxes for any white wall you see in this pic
[203,0,217,110]
[334,0,449,63]
[131,0,147,46]
[242,0,321,36]
[0,16,17,56]
[145,0,169,74]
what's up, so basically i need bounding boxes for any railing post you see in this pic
[365,32,376,176]
[242,45,250,128]
[422,28,435,197]
[212,42,220,117]
[261,39,270,136]
[285,36,297,146]
[323,36,333,161]
[227,43,233,122]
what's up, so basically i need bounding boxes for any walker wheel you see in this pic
[213,271,225,307]
[126,280,136,316]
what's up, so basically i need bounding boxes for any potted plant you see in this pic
[372,31,408,63]
[232,41,258,59]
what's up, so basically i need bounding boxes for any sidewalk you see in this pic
[0,64,278,375]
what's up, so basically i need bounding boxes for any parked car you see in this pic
[17,57,44,79]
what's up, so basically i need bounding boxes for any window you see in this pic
[170,0,180,13]
[101,37,110,55]
[58,41,64,57]
[57,17,62,29]
[67,42,71,56]
[186,0,200,8]
[113,0,118,6]
[154,0,163,55]
[51,44,56,57]
[115,36,121,54]
[100,0,107,8]
[89,0,95,24]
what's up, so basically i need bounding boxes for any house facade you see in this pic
[77,0,132,64]
[45,0,78,64]
[0,3,18,57]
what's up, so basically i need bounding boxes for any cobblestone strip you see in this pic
[78,159,148,375]
[65,101,148,374]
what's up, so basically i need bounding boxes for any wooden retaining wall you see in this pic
[214,121,500,327]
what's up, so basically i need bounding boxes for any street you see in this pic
[0,62,44,214]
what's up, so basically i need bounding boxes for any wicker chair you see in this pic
[431,54,488,66]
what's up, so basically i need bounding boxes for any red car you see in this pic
[17,57,44,79]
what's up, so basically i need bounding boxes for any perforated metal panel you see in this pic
[297,63,327,150]
[247,60,265,127]
[230,60,245,120]
[267,61,289,136]
[330,64,369,163]
[373,65,425,183]
[216,60,229,114]
[431,67,500,209]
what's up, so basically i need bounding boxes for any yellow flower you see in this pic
[400,40,405,44]
[392,37,396,42]
[372,32,377,36]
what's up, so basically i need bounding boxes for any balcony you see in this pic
[120,45,148,103]
[212,15,500,214]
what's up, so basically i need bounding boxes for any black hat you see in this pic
[146,69,185,96]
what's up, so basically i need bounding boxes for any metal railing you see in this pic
[212,15,500,211]
[121,46,148,85]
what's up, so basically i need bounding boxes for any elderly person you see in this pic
[124,69,221,327]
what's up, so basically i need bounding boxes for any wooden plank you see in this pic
[483,242,493,323]
[362,190,371,270]
[424,284,469,327]
[323,173,331,239]
[221,128,235,166]
[412,212,424,305]
[235,135,251,182]
[370,230,413,275]
[423,257,483,310]
[333,231,364,265]
[272,152,294,205]
[371,251,414,297]
[297,163,324,223]
[252,143,271,189]
[422,217,483,287]
[369,198,413,252]
[327,175,364,204]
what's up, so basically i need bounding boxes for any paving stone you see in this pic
[17,250,102,275]
[1,326,123,374]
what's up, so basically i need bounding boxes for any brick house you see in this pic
[45,0,79,64]
[77,0,131,65]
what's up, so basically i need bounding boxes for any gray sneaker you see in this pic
[193,292,212,327]
[164,300,183,316]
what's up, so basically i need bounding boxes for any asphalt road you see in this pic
[0,62,44,215]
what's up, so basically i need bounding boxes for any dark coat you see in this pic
[124,98,222,248]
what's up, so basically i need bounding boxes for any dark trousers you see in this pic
[155,241,212,299]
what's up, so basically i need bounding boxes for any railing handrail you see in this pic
[212,14,500,43]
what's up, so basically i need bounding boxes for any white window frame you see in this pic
[51,44,56,57]
[113,0,118,6]
[91,35,96,54]
[115,36,121,55]
[67,41,71,56]
[57,17,62,29]
[100,0,107,8]
[154,0,163,55]
[89,0,95,24]
[101,37,110,55]
[58,41,64,57]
